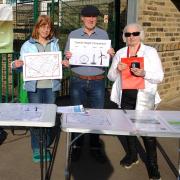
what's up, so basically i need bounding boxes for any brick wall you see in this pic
[137,0,180,101]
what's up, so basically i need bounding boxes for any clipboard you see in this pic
[121,57,145,89]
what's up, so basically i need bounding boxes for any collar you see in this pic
[29,36,58,44]
[137,43,145,56]
[127,43,141,58]
[80,27,98,36]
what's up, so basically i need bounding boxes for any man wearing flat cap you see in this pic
[64,5,115,163]
[81,5,100,17]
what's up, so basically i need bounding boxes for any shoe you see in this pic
[148,165,161,180]
[71,147,81,162]
[120,155,139,169]
[32,149,51,163]
[0,130,7,145]
[90,148,107,164]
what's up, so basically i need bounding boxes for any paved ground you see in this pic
[0,94,180,180]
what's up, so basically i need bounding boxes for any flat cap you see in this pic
[81,5,100,17]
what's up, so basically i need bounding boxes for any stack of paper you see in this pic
[57,105,85,114]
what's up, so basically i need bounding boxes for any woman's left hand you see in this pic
[131,68,145,77]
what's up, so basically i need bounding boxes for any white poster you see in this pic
[69,38,111,67]
[23,52,62,81]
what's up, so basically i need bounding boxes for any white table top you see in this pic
[0,103,57,127]
[61,109,180,138]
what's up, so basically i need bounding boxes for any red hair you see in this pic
[32,15,54,40]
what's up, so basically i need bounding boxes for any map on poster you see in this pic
[23,52,62,81]
[69,39,111,67]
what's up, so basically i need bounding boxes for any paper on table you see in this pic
[125,110,169,132]
[157,111,180,132]
[0,104,43,121]
[65,109,111,126]
[168,120,180,131]
[57,105,85,114]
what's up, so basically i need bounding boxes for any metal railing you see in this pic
[0,52,73,102]
[1,0,115,103]
[0,52,112,103]
[0,53,19,103]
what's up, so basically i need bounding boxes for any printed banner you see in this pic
[0,4,13,53]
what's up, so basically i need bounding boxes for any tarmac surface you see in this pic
[0,93,180,180]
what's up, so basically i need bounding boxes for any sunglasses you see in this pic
[124,32,140,37]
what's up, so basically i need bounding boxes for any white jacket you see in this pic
[108,43,164,109]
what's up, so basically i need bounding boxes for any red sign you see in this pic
[121,57,145,89]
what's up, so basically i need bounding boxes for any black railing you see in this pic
[0,52,112,103]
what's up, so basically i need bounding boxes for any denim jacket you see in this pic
[13,37,61,92]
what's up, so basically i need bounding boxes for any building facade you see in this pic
[136,0,180,101]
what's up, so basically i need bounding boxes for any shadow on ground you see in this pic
[55,90,116,180]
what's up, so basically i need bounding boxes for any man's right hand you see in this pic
[65,51,72,60]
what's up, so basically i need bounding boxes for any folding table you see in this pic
[0,103,57,180]
[61,109,180,180]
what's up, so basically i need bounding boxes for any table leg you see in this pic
[39,128,50,180]
[157,140,179,178]
[44,128,47,174]
[39,128,44,180]
[178,139,180,180]
[65,132,72,180]
[45,125,61,180]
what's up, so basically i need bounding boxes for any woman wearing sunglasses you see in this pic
[108,23,164,180]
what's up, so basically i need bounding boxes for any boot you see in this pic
[0,129,7,145]
[143,137,161,180]
[120,136,139,169]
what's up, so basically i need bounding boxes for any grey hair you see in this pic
[122,23,145,43]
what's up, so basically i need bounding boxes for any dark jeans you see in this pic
[70,76,105,148]
[28,88,58,150]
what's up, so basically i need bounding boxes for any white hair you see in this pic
[122,23,145,43]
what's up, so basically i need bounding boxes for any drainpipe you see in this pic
[115,0,120,51]
[127,0,138,24]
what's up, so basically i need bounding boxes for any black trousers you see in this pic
[119,89,158,165]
